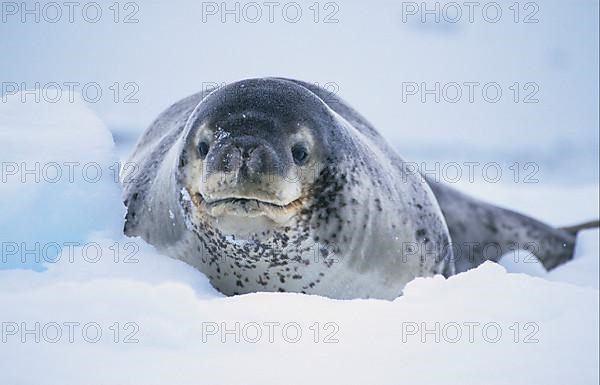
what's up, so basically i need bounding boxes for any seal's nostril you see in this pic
[241,146,254,159]
[220,146,242,173]
[246,148,264,174]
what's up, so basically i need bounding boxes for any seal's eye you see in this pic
[198,141,210,159]
[291,143,309,165]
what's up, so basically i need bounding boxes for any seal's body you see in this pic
[121,78,592,300]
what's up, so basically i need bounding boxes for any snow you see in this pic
[0,91,124,271]
[0,91,598,384]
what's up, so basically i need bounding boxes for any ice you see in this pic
[0,91,124,270]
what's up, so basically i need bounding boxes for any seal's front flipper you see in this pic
[427,179,581,273]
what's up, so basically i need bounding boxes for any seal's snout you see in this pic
[208,136,282,178]
[197,132,301,213]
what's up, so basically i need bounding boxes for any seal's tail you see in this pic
[559,220,600,236]
[426,178,595,273]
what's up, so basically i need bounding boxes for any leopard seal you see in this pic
[121,77,596,300]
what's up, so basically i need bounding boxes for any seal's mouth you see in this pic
[191,191,305,223]
[206,197,291,209]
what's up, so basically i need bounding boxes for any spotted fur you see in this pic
[121,77,586,300]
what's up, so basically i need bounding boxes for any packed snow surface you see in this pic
[0,93,598,385]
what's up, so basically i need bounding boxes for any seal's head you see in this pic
[177,78,338,236]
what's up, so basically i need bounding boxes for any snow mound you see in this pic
[1,250,597,385]
[0,91,124,270]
